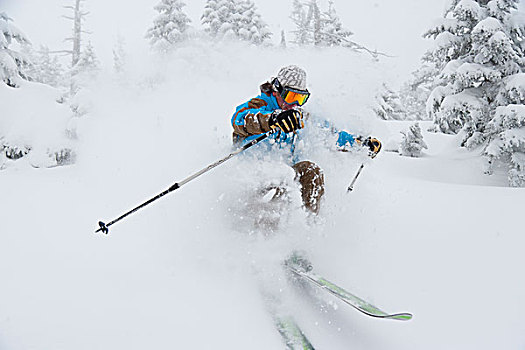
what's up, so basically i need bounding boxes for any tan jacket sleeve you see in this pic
[232,98,273,137]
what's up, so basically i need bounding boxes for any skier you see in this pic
[231,65,381,215]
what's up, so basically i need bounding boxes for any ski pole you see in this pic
[346,163,364,192]
[95,129,277,234]
[346,147,380,193]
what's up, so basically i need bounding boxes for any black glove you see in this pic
[363,137,382,156]
[269,109,303,133]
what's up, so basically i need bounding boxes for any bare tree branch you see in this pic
[46,50,72,54]
[302,28,394,58]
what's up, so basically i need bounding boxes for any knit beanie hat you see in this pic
[276,65,307,90]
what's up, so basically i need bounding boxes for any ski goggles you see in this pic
[281,87,310,106]
[272,78,310,106]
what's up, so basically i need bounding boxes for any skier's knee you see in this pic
[292,161,325,214]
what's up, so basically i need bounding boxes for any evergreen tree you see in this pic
[484,74,525,186]
[290,0,353,47]
[236,0,272,45]
[320,0,353,46]
[201,0,271,45]
[399,122,428,157]
[422,0,525,186]
[73,41,98,74]
[280,30,287,48]
[202,0,222,37]
[290,0,311,45]
[70,41,99,94]
[146,0,191,52]
[374,83,407,120]
[400,64,439,120]
[0,12,31,87]
[216,0,237,39]
[28,46,65,88]
[113,35,126,74]
[1,13,76,167]
[310,0,322,46]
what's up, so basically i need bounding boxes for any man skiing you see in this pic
[231,65,381,215]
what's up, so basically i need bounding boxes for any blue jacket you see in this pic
[231,83,358,161]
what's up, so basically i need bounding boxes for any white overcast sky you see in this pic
[2,0,525,76]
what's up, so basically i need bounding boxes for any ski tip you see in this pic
[386,313,413,321]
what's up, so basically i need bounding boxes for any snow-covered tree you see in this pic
[63,0,89,68]
[113,35,126,74]
[425,0,523,135]
[290,0,353,47]
[73,41,98,75]
[25,46,65,88]
[70,41,98,94]
[310,0,322,46]
[2,142,30,160]
[423,0,483,67]
[201,0,271,45]
[236,0,272,45]
[399,122,428,157]
[146,0,191,52]
[290,0,311,45]
[290,0,320,45]
[0,12,31,87]
[280,30,287,48]
[484,75,525,186]
[400,64,438,120]
[374,83,407,120]
[422,0,525,186]
[62,0,93,96]
[0,14,76,168]
[319,0,353,46]
[201,0,222,37]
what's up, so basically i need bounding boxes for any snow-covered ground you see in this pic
[1,40,524,350]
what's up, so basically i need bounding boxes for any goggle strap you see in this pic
[272,78,283,94]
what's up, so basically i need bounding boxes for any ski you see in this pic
[274,315,315,350]
[259,281,315,350]
[285,256,413,321]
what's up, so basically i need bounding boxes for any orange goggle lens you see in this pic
[283,89,310,106]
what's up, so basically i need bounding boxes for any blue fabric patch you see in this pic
[336,131,356,147]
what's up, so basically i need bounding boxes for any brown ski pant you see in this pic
[292,160,325,214]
